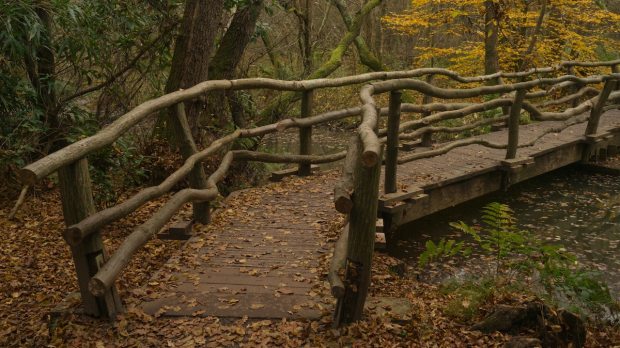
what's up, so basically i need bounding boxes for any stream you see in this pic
[392,165,620,299]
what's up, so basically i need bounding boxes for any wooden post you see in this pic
[614,65,620,92]
[420,74,434,147]
[506,88,527,159]
[385,90,401,194]
[298,90,314,176]
[171,103,211,223]
[497,77,510,130]
[585,79,616,136]
[566,65,582,108]
[58,159,122,318]
[335,136,382,325]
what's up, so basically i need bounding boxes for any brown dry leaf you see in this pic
[277,288,294,295]
[250,304,265,310]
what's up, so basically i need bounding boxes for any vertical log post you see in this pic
[336,136,383,325]
[420,74,435,146]
[171,103,211,223]
[506,88,527,159]
[298,89,314,176]
[585,79,616,136]
[496,77,511,130]
[614,64,620,93]
[566,65,582,108]
[58,159,123,318]
[384,90,402,194]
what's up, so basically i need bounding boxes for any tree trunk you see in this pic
[164,0,225,138]
[259,0,383,122]
[161,0,225,221]
[484,1,500,76]
[332,0,385,71]
[260,30,290,79]
[26,4,60,153]
[206,0,264,129]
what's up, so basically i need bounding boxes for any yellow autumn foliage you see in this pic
[383,0,620,75]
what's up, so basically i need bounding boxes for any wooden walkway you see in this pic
[141,173,341,319]
[384,109,620,224]
[141,109,620,319]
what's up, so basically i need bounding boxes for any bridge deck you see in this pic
[387,109,620,223]
[140,110,620,319]
[141,174,340,319]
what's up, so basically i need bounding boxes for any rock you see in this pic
[558,309,586,348]
[364,296,412,323]
[472,301,586,348]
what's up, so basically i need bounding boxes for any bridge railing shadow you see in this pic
[17,59,620,320]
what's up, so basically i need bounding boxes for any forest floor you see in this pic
[1,171,619,347]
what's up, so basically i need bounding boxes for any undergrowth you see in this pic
[419,202,619,322]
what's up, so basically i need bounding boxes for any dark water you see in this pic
[392,165,620,298]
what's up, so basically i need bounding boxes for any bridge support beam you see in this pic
[58,159,123,318]
[334,137,382,326]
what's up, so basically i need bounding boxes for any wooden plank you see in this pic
[142,292,322,319]
[378,188,424,206]
[159,220,194,240]
[270,165,319,181]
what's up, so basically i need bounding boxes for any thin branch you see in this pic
[8,185,29,220]
[60,25,176,105]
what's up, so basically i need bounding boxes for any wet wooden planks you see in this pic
[141,175,339,320]
[393,110,620,191]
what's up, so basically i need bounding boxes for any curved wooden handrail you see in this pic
[18,59,620,301]
[20,65,620,184]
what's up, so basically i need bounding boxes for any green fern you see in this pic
[418,238,465,267]
[451,202,530,275]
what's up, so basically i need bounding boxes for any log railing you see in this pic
[330,62,620,326]
[18,59,620,320]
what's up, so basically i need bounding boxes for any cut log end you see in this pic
[335,196,353,214]
[362,151,379,167]
[88,277,107,297]
[19,168,38,186]
[63,227,84,247]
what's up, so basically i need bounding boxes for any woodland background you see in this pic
[1,0,619,205]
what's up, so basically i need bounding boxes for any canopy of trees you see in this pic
[1,0,618,194]
[383,0,620,74]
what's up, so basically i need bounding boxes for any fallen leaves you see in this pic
[2,170,620,347]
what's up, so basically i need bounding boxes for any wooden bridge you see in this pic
[19,60,620,326]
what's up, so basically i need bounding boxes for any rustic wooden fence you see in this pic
[19,60,620,321]
[329,60,620,325]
